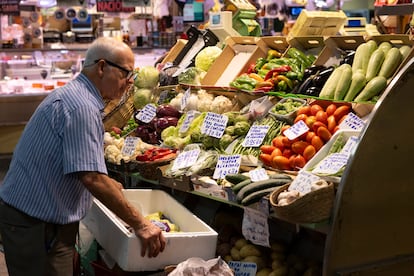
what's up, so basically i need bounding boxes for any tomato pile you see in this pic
[259,102,351,171]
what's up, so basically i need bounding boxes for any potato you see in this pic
[269,264,288,276]
[239,244,262,258]
[242,255,267,271]
[270,241,286,253]
[223,255,233,263]
[234,238,249,250]
[230,247,241,261]
[256,267,273,276]
[271,251,285,262]
[216,242,231,257]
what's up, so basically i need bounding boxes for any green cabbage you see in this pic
[195,46,222,72]
[134,66,160,88]
[133,87,152,109]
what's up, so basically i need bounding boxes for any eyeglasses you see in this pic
[94,59,136,80]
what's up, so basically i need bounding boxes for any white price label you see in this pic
[179,110,197,133]
[213,155,241,179]
[312,152,349,175]
[121,137,140,156]
[283,120,309,140]
[340,135,359,156]
[201,112,228,139]
[171,149,200,171]
[242,125,269,147]
[135,104,156,123]
[249,168,269,182]
[228,261,257,276]
[288,170,321,195]
[181,87,191,111]
[242,207,270,247]
[339,112,365,131]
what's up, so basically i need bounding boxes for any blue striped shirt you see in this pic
[0,73,108,224]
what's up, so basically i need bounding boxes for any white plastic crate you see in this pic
[82,189,218,272]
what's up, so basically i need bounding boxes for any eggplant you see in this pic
[304,86,321,97]
[312,66,334,87]
[153,116,179,134]
[156,104,180,118]
[303,65,326,80]
[294,76,314,95]
[135,125,153,143]
[340,50,355,65]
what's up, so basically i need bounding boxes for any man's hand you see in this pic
[135,221,167,258]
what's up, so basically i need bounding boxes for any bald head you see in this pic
[84,37,134,66]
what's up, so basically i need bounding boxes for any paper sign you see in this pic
[201,112,228,139]
[242,125,270,147]
[213,155,241,179]
[121,137,140,156]
[179,110,197,133]
[340,136,359,156]
[339,112,365,131]
[312,153,349,175]
[228,261,257,276]
[288,170,321,195]
[242,207,270,247]
[249,168,269,182]
[283,120,309,140]
[181,87,191,111]
[171,149,200,171]
[135,104,156,123]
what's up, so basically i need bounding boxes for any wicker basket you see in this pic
[103,86,135,132]
[269,182,335,224]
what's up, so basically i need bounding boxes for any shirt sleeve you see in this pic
[62,105,107,175]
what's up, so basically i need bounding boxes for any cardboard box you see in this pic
[288,10,347,39]
[257,36,289,57]
[201,36,266,87]
[82,189,218,272]
[314,35,366,67]
[287,36,326,59]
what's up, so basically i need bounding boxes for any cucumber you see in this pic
[236,178,291,203]
[399,45,411,60]
[378,41,392,55]
[334,64,352,101]
[344,70,366,102]
[269,173,293,180]
[354,76,387,102]
[240,187,279,206]
[231,179,252,193]
[378,47,402,79]
[319,66,343,99]
[225,173,250,185]
[365,48,385,82]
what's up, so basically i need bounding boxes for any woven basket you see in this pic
[269,182,335,224]
[103,86,135,131]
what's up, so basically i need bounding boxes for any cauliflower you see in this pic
[211,95,234,114]
[197,90,214,112]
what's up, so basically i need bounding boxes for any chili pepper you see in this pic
[246,63,256,74]
[263,65,292,81]
[254,57,267,72]
[274,75,294,90]
[255,80,274,89]
[248,73,264,82]
[266,49,282,60]
[229,74,257,91]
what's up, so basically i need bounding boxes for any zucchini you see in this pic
[378,47,402,79]
[365,48,385,82]
[240,187,279,206]
[334,64,352,101]
[319,66,343,99]
[225,173,250,185]
[269,173,293,180]
[231,179,252,193]
[399,45,411,60]
[354,76,387,102]
[236,178,291,203]
[378,41,392,55]
[344,70,366,102]
[365,39,378,54]
[352,43,367,73]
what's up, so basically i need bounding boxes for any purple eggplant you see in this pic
[156,104,180,118]
[154,116,179,134]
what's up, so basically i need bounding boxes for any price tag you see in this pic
[288,171,321,195]
[179,110,197,133]
[312,153,349,175]
[213,155,241,179]
[242,207,270,247]
[201,112,228,139]
[339,112,365,131]
[171,149,200,171]
[157,90,170,105]
[242,125,269,147]
[228,261,257,276]
[340,135,359,156]
[283,120,309,140]
[135,104,156,123]
[121,137,140,156]
[181,87,191,111]
[249,168,269,182]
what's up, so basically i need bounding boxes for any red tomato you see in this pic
[327,115,337,133]
[293,154,306,169]
[311,135,324,151]
[325,103,337,116]
[272,136,285,149]
[303,145,316,161]
[315,110,328,125]
[333,105,351,122]
[296,105,311,116]
[272,155,291,170]
[305,131,316,143]
[282,148,293,159]
[312,121,328,133]
[260,145,276,155]
[305,115,317,129]
[310,104,324,116]
[294,113,308,124]
[317,126,332,142]
[259,153,272,166]
[270,147,283,160]
[291,140,310,155]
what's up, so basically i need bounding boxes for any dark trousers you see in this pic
[0,199,79,276]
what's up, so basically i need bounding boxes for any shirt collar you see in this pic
[76,73,105,113]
